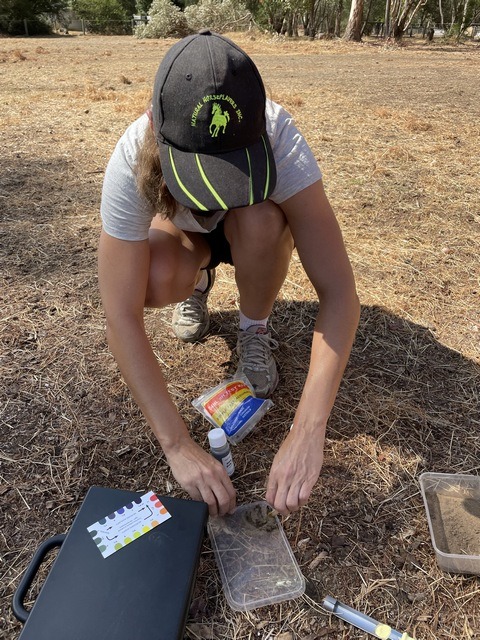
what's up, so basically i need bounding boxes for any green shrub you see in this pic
[134,0,190,37]
[184,0,251,33]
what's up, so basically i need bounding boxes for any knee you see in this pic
[226,200,292,251]
[145,249,196,308]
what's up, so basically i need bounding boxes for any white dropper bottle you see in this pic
[208,428,235,477]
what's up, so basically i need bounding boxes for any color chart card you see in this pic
[87,491,171,558]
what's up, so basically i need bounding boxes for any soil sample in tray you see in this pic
[208,501,305,611]
[435,491,480,556]
[420,472,480,574]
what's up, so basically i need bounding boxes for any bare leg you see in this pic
[224,200,294,319]
[146,216,211,308]
[225,200,294,397]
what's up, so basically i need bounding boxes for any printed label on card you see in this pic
[87,491,171,558]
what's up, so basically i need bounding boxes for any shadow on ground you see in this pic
[2,301,479,638]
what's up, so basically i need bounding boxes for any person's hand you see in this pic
[265,426,325,515]
[165,436,236,517]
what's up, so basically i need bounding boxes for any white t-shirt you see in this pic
[100,100,322,240]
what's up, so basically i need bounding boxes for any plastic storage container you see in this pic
[419,472,480,575]
[208,501,305,611]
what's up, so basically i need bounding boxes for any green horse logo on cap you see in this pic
[209,103,230,137]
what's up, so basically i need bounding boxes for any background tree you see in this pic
[72,0,130,33]
[135,0,153,12]
[118,0,136,16]
[334,0,344,35]
[284,0,306,36]
[343,0,364,38]
[447,0,480,36]
[0,0,69,34]
[256,0,289,32]
[303,0,318,37]
[387,0,427,39]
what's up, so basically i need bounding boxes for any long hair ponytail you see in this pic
[135,121,177,220]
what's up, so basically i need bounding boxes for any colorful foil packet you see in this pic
[192,376,273,444]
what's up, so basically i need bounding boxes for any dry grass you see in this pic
[1,31,480,639]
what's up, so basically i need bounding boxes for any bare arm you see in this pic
[97,231,236,516]
[266,180,360,514]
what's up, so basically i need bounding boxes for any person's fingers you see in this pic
[224,477,237,515]
[298,479,315,506]
[269,482,290,515]
[206,460,236,515]
[284,480,312,513]
[215,477,237,516]
[165,437,238,517]
[192,466,236,517]
[265,477,278,508]
[199,486,219,517]
[266,426,324,515]
[268,470,314,515]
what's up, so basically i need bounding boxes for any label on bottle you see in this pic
[221,452,235,476]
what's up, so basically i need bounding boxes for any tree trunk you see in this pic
[404,0,428,34]
[335,0,344,36]
[343,0,364,40]
[459,0,470,37]
[361,0,374,36]
[287,11,294,36]
[384,0,391,38]
[438,0,444,28]
[451,0,459,26]
[390,0,422,40]
[309,0,316,39]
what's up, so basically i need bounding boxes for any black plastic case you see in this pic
[12,486,208,640]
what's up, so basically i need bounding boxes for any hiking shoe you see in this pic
[172,269,215,342]
[235,325,279,398]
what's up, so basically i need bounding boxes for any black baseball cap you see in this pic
[152,30,277,213]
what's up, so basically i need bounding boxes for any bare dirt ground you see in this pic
[1,31,480,639]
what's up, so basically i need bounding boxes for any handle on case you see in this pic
[12,533,66,623]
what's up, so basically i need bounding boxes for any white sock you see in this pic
[239,311,269,332]
[195,269,209,293]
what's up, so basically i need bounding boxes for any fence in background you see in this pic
[0,16,138,36]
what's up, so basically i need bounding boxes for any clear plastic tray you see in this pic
[419,472,480,575]
[208,501,306,611]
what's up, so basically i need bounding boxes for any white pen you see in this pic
[322,596,416,640]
